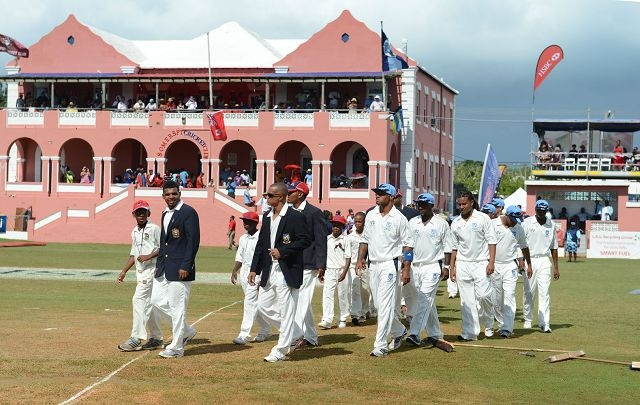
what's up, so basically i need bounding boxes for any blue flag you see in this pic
[478,144,500,207]
[390,107,403,135]
[381,29,408,71]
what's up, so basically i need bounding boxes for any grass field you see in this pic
[0,246,638,404]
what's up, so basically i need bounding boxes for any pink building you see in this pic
[0,11,457,246]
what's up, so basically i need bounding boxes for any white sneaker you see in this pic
[370,348,389,357]
[388,327,407,351]
[159,349,183,358]
[484,328,494,338]
[338,321,347,328]
[318,320,332,330]
[233,336,249,345]
[252,333,271,342]
[182,328,197,345]
[263,353,284,362]
[523,321,532,329]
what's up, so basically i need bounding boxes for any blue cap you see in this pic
[505,205,522,222]
[372,183,397,197]
[414,193,435,205]
[491,198,505,208]
[481,203,496,214]
[535,199,549,211]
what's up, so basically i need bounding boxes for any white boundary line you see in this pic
[58,300,241,404]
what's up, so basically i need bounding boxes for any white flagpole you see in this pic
[380,21,386,106]
[207,32,213,109]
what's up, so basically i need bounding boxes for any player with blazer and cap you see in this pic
[151,180,200,358]
[249,182,311,362]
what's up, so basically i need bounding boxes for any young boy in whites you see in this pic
[490,205,531,338]
[356,183,413,357]
[117,200,163,351]
[318,215,352,329]
[347,212,368,325]
[405,193,453,348]
[521,199,559,333]
[231,212,271,345]
[450,191,497,341]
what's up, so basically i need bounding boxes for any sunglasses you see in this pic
[266,193,282,198]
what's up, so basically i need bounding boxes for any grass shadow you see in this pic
[288,347,354,361]
[319,333,365,345]
[185,342,252,356]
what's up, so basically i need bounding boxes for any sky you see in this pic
[1,0,639,163]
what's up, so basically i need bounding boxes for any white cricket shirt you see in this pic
[450,209,497,262]
[408,214,452,265]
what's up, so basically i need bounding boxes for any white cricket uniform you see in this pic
[235,231,270,339]
[348,230,367,319]
[522,215,558,330]
[408,214,452,340]
[491,217,527,334]
[321,233,352,324]
[362,206,413,352]
[151,201,196,354]
[450,209,497,340]
[129,222,162,341]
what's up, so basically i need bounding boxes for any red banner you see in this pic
[533,45,564,91]
[207,111,227,141]
[0,33,29,58]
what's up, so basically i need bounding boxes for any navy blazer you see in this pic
[250,206,311,288]
[156,202,200,281]
[300,202,329,270]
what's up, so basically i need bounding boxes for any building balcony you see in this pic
[530,152,640,179]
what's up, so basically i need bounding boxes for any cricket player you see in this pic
[117,200,163,351]
[491,205,531,338]
[522,199,559,333]
[450,191,497,341]
[356,183,413,357]
[347,211,368,325]
[231,211,271,345]
[405,193,453,346]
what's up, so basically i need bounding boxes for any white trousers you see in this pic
[369,261,405,351]
[408,262,443,339]
[131,268,162,340]
[522,256,552,328]
[359,267,374,316]
[151,275,194,354]
[292,269,319,345]
[238,267,270,339]
[447,277,459,297]
[349,266,364,318]
[400,275,418,319]
[321,267,351,323]
[491,262,518,333]
[263,265,299,359]
[456,261,494,340]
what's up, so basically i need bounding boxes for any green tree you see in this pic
[453,161,529,198]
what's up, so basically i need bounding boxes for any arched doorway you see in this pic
[112,139,148,183]
[330,141,370,188]
[164,139,201,181]
[274,140,312,183]
[59,138,94,183]
[7,137,42,182]
[219,140,257,185]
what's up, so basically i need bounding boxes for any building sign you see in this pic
[156,130,209,159]
[588,231,640,259]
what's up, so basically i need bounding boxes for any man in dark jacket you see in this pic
[286,181,328,349]
[152,180,200,358]
[249,182,311,362]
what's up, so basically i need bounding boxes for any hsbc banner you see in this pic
[588,231,640,259]
[533,45,564,92]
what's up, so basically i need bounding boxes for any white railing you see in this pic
[110,111,150,127]
[6,182,43,192]
[58,110,96,126]
[57,184,95,193]
[329,111,371,128]
[6,110,44,126]
[164,112,203,127]
[274,112,314,128]
[223,112,259,127]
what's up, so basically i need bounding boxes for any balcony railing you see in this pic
[4,108,377,129]
[530,151,640,178]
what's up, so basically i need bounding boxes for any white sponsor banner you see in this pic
[588,231,640,259]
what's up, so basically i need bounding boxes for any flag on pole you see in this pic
[0,33,29,58]
[381,29,408,71]
[207,111,227,141]
[478,144,501,207]
[533,45,564,92]
[390,107,403,135]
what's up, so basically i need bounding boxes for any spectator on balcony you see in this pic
[166,97,176,110]
[576,207,589,231]
[369,95,385,112]
[145,98,157,111]
[16,93,26,111]
[117,98,128,112]
[112,96,122,109]
[158,98,168,110]
[632,146,640,170]
[195,172,205,188]
[133,98,145,112]
[328,90,341,109]
[80,166,92,184]
[240,170,251,186]
[186,96,198,110]
[364,95,374,110]
[304,169,312,187]
[601,200,614,221]
[613,140,625,170]
[226,177,237,198]
[568,144,578,159]
[65,169,75,183]
[66,102,78,112]
[348,98,358,114]
[557,207,569,220]
[176,100,185,110]
[577,144,587,159]
[244,185,255,208]
[220,166,232,186]
[275,168,284,183]
[135,169,147,188]
[124,168,135,184]
[536,141,552,169]
[233,171,243,187]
